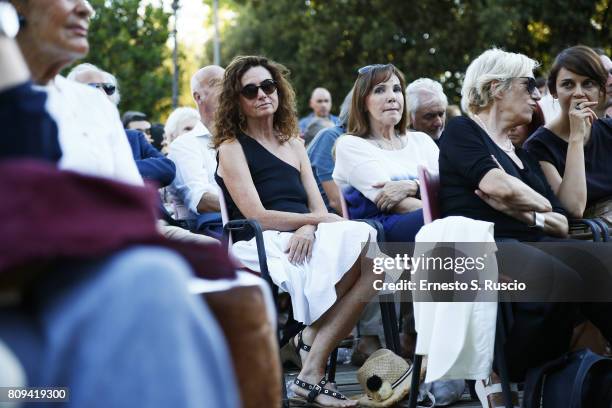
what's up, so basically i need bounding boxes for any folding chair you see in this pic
[219,187,366,406]
[337,192,401,355]
[218,187,293,406]
[409,165,516,408]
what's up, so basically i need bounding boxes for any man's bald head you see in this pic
[191,65,225,129]
[309,87,332,118]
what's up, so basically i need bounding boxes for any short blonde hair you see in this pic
[461,48,539,114]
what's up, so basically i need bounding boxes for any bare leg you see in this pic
[299,251,362,347]
[297,241,368,356]
[291,253,379,407]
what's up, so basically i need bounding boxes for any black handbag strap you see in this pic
[569,350,612,408]
[523,353,570,408]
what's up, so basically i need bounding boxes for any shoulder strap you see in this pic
[569,349,612,408]
[523,353,569,408]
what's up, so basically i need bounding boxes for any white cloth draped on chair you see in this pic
[413,216,498,383]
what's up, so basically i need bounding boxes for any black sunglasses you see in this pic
[357,64,392,75]
[88,82,116,96]
[513,77,538,95]
[240,79,277,100]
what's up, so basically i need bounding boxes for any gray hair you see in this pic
[461,48,539,114]
[338,89,353,126]
[164,107,200,143]
[67,63,121,105]
[405,78,448,117]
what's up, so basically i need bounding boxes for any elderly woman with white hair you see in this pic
[164,106,201,145]
[438,48,612,407]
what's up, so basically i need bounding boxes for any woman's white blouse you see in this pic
[333,132,439,201]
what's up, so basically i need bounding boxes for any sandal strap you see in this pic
[293,377,348,402]
[297,331,311,353]
[293,377,322,402]
[318,377,347,400]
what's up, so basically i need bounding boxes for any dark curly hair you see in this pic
[213,56,298,149]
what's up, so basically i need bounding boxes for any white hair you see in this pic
[164,107,200,143]
[461,48,539,114]
[67,63,121,105]
[405,78,448,117]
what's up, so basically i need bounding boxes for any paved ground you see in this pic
[284,364,486,407]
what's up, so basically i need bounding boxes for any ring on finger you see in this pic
[575,103,582,110]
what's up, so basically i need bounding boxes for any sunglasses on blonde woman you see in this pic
[512,77,538,95]
[240,79,277,100]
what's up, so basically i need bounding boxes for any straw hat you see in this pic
[354,349,414,407]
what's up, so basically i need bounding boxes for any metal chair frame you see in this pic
[219,187,399,406]
[337,192,402,355]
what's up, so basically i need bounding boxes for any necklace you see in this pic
[372,133,404,150]
[473,115,515,153]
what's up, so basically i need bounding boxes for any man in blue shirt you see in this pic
[306,90,352,214]
[125,128,175,187]
[299,87,341,135]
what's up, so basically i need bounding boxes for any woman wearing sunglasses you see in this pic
[215,55,387,407]
[524,45,612,220]
[333,64,439,243]
[439,47,612,407]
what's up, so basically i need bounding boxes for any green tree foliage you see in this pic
[70,0,173,119]
[219,0,611,115]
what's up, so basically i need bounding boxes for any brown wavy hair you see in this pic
[348,64,408,137]
[213,56,298,148]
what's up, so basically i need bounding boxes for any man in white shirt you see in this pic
[42,75,143,186]
[168,65,225,237]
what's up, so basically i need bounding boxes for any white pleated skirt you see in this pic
[231,221,376,325]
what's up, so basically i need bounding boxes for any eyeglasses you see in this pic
[88,82,116,96]
[240,79,277,100]
[512,77,538,95]
[357,64,392,75]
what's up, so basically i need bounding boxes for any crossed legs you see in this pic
[290,244,380,407]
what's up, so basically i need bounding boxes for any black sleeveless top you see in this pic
[215,132,310,241]
[524,118,612,206]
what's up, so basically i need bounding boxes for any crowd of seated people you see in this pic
[440,46,612,405]
[3,0,612,407]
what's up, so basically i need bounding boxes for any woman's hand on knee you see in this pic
[286,225,316,264]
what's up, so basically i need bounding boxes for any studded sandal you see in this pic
[280,330,311,369]
[291,376,351,407]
